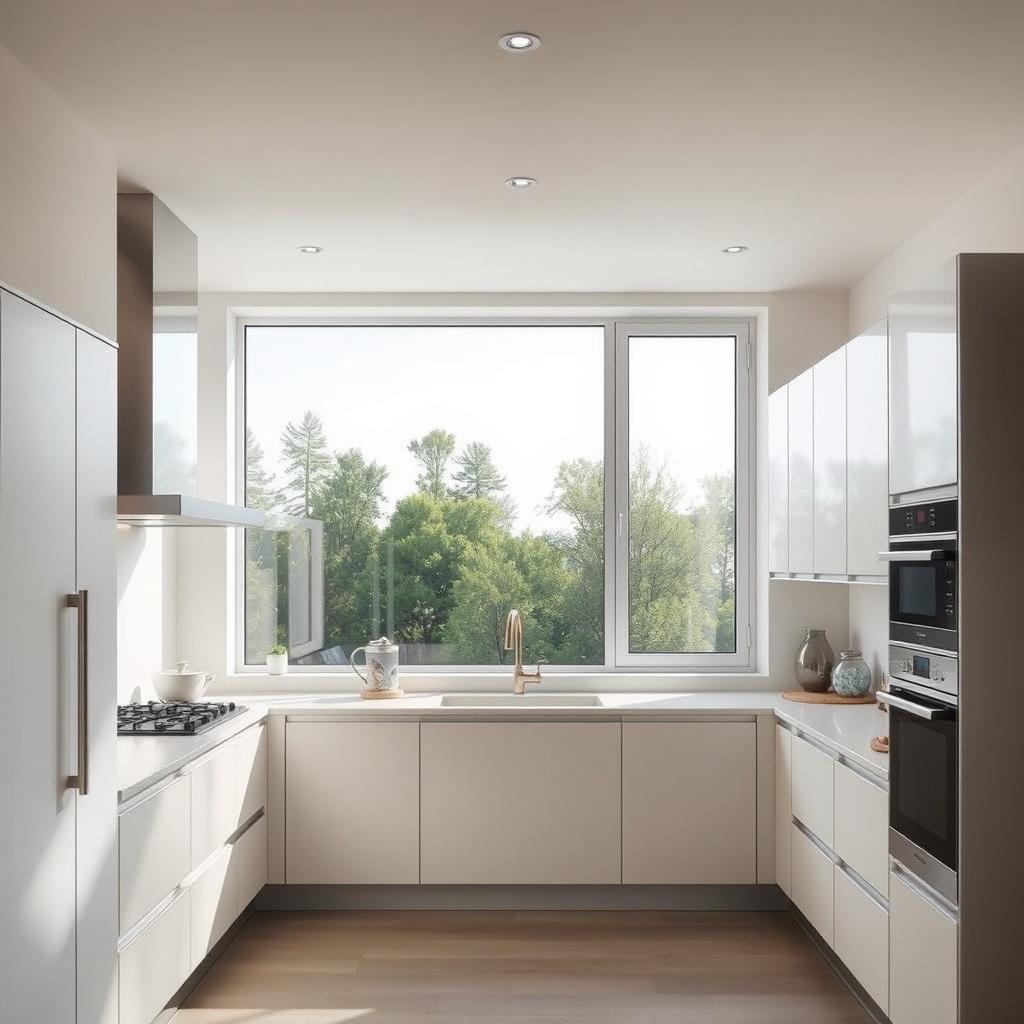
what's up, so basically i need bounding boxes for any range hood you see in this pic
[117,195,263,528]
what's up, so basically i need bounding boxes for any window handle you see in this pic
[617,512,624,538]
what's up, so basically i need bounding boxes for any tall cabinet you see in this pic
[0,288,118,1024]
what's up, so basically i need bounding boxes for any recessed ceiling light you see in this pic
[505,176,537,189]
[297,245,323,254]
[498,32,541,52]
[722,245,749,254]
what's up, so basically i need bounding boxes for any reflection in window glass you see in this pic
[627,336,736,654]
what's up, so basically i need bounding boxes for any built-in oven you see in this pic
[880,646,959,904]
[880,498,958,653]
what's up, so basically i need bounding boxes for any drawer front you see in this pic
[237,723,268,825]
[232,814,268,911]
[191,741,239,869]
[118,775,190,935]
[119,890,189,1024]
[775,725,793,896]
[189,845,234,970]
[834,865,889,1013]
[792,734,835,847]
[792,824,835,947]
[834,761,888,896]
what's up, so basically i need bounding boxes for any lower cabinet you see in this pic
[286,721,420,883]
[622,722,757,884]
[233,813,269,911]
[834,761,888,897]
[791,824,835,947]
[118,891,190,1024]
[834,865,889,1013]
[420,722,621,884]
[889,869,958,1024]
[774,725,793,896]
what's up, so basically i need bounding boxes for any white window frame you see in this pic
[234,316,755,673]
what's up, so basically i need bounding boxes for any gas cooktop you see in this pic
[117,701,247,736]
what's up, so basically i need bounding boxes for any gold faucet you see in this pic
[504,609,544,695]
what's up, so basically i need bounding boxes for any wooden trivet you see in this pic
[870,736,890,754]
[360,688,406,700]
[782,689,877,705]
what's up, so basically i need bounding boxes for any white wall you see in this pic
[849,584,888,690]
[0,43,116,339]
[850,140,1024,336]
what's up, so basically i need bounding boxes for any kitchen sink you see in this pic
[439,694,603,708]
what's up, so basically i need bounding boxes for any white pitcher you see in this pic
[350,636,401,696]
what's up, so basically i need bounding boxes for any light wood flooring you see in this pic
[176,910,874,1024]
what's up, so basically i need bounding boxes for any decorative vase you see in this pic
[795,628,835,693]
[832,649,872,697]
[267,653,288,676]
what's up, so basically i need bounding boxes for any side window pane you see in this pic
[627,335,736,654]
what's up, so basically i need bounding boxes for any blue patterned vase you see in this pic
[831,649,872,698]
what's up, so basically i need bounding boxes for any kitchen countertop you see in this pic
[118,690,890,802]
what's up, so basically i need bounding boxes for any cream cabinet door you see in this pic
[622,722,756,884]
[889,869,958,1024]
[286,722,419,883]
[791,734,835,847]
[189,845,234,970]
[774,725,793,896]
[834,865,889,1013]
[118,890,189,1024]
[813,347,847,574]
[792,824,835,947]
[788,369,814,572]
[191,740,239,869]
[421,722,621,884]
[768,386,789,573]
[236,722,268,825]
[846,324,888,576]
[834,762,888,896]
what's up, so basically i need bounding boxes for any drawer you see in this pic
[189,845,235,970]
[792,734,835,847]
[118,775,190,934]
[834,761,888,896]
[232,813,268,911]
[835,864,889,1013]
[775,724,793,896]
[191,740,239,869]
[792,824,835,947]
[119,889,189,1024]
[237,722,268,825]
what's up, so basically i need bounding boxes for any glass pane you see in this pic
[627,335,736,654]
[244,325,604,667]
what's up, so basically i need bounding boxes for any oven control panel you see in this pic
[889,498,958,537]
[888,644,959,698]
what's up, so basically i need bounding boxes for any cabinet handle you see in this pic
[66,590,89,795]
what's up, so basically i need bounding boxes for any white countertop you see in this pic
[118,690,890,802]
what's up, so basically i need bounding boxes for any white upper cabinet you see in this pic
[787,370,814,573]
[768,387,789,573]
[813,348,847,574]
[888,262,957,497]
[846,323,889,576]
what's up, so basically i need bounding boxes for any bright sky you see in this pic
[244,325,734,533]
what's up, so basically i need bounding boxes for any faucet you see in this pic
[504,609,544,695]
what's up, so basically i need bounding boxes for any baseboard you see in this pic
[255,883,788,912]
[788,902,891,1024]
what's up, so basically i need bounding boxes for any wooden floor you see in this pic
[176,910,874,1024]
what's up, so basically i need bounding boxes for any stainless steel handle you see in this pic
[877,690,954,720]
[66,590,89,795]
[617,512,624,538]
[877,550,952,562]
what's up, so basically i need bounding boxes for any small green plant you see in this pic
[268,643,287,657]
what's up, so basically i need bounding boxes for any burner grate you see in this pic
[117,701,247,736]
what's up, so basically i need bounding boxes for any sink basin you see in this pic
[440,694,603,708]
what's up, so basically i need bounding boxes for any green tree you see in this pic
[450,441,506,499]
[245,428,280,511]
[281,411,331,517]
[408,428,455,499]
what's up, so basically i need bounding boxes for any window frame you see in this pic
[234,315,755,674]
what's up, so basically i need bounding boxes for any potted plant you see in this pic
[266,643,288,676]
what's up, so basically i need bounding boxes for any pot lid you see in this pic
[366,636,396,649]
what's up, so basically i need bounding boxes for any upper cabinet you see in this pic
[813,348,847,574]
[770,321,888,580]
[888,260,957,498]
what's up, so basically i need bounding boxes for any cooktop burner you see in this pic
[117,701,247,736]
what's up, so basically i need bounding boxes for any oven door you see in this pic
[883,686,958,903]
[882,538,957,651]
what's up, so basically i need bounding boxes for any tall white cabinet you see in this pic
[787,370,815,573]
[0,289,118,1024]
[812,348,847,574]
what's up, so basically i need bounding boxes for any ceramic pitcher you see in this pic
[350,636,400,693]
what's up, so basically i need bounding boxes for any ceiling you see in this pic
[2,0,1024,294]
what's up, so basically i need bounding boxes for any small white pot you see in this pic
[267,653,289,676]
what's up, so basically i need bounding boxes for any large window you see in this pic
[240,319,752,672]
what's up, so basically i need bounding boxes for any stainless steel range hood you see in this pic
[117,194,263,528]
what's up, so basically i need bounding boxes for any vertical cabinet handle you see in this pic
[66,590,89,795]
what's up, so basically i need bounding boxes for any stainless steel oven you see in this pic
[881,647,959,904]
[881,498,957,653]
